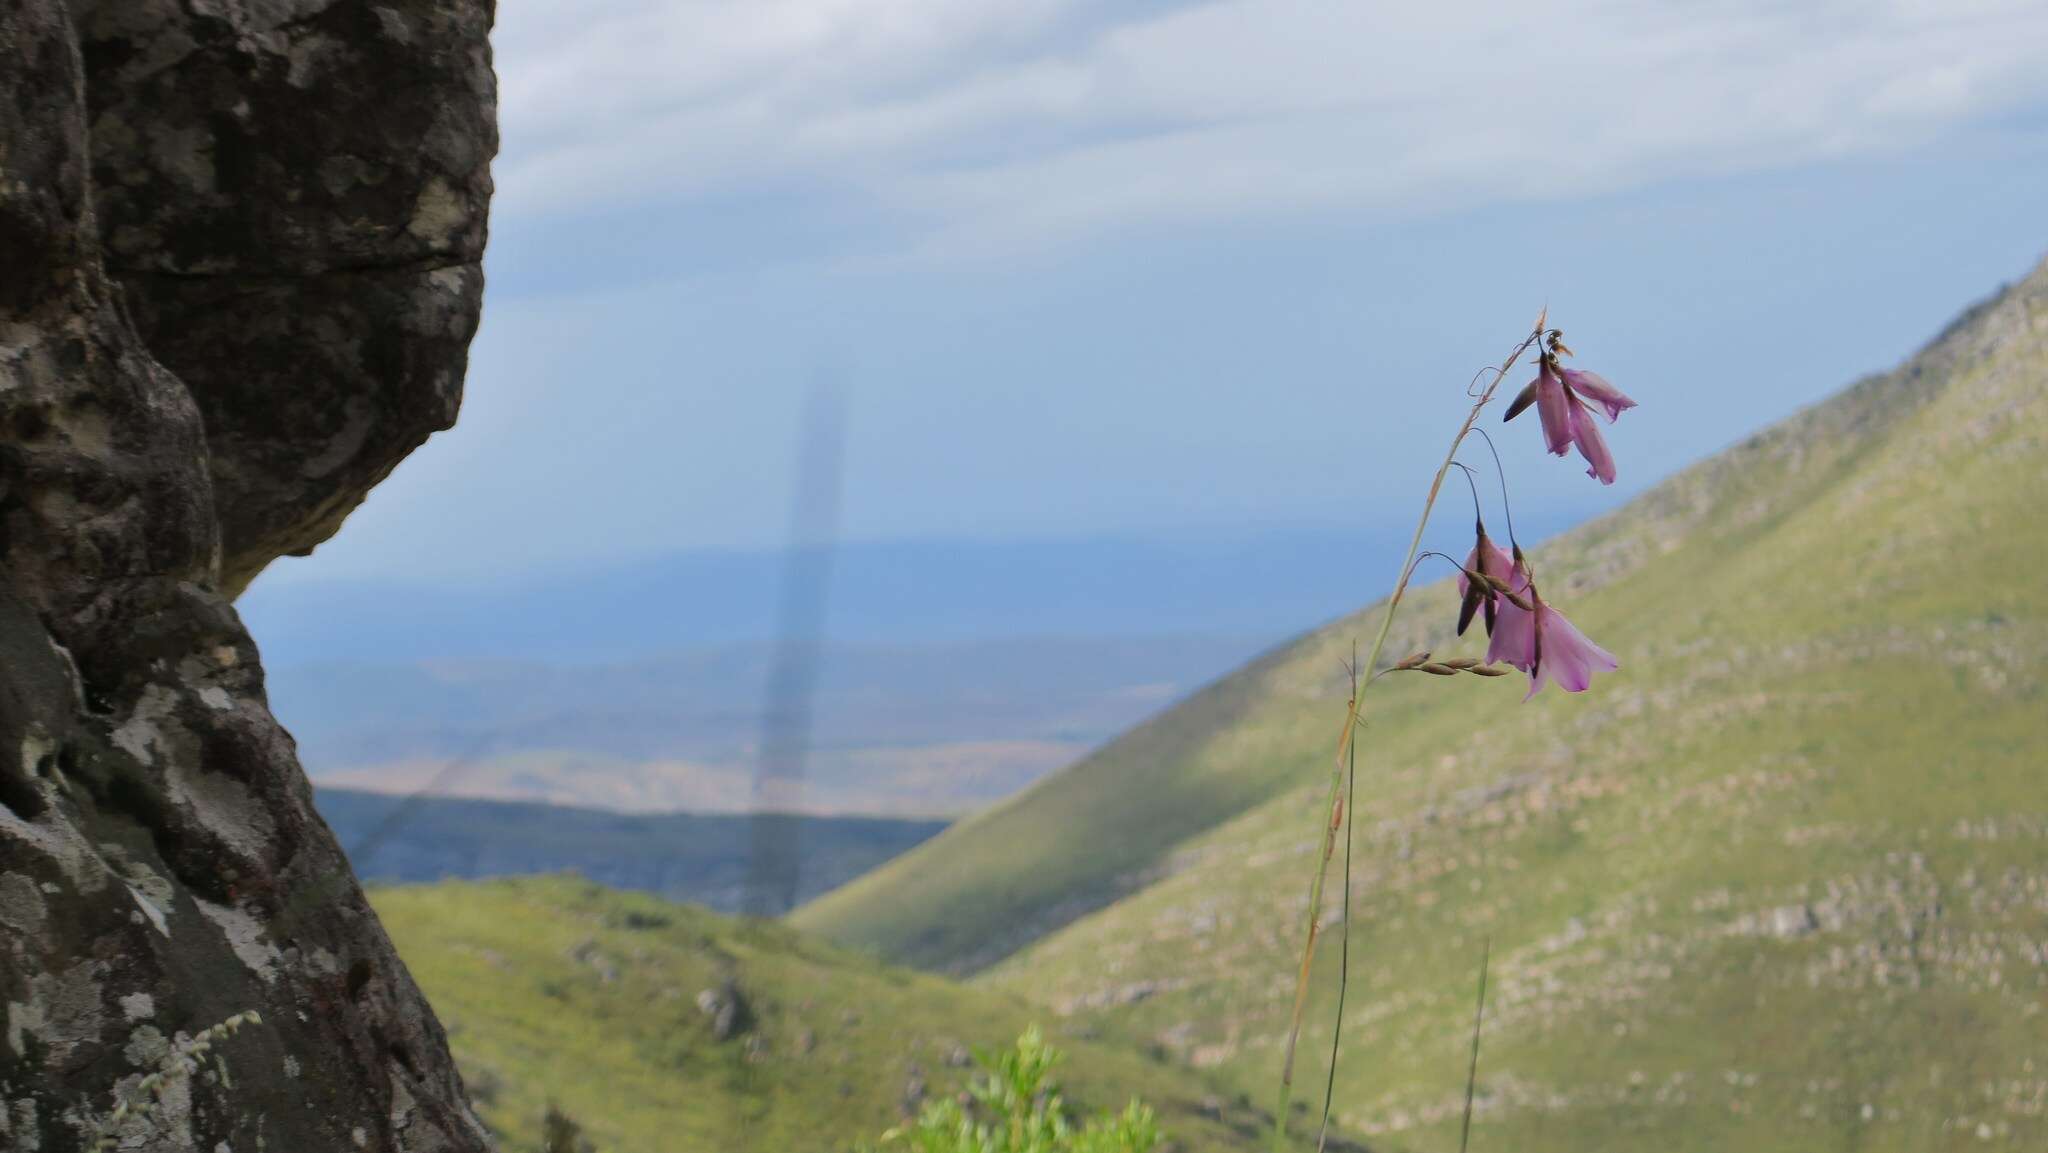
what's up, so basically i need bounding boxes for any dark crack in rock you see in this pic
[1,1,495,1149]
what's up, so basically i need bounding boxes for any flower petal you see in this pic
[1485,562,1539,671]
[1535,365,1573,456]
[1525,603,1618,697]
[1560,369,1635,422]
[1489,602,1536,671]
[1571,399,1617,484]
[1479,538,1514,582]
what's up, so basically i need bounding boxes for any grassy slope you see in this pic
[790,620,1349,972]
[372,877,1287,1152]
[802,258,2048,1149]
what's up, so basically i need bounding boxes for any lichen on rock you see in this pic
[1,0,497,1148]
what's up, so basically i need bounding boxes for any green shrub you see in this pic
[541,1102,595,1153]
[870,1028,1162,1153]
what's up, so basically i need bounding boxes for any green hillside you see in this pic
[797,257,2048,1150]
[372,878,1287,1152]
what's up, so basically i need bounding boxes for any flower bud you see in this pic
[1503,380,1540,422]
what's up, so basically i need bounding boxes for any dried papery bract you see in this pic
[1273,316,1635,1151]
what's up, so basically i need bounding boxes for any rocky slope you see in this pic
[1,2,494,1148]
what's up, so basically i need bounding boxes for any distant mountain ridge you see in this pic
[238,522,1562,664]
[276,634,1267,816]
[319,788,946,914]
[795,255,2048,1150]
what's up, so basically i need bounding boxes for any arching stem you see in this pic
[1270,318,1543,1151]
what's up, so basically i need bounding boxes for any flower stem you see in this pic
[1312,657,1360,1153]
[1270,321,1543,1152]
[1459,937,1493,1153]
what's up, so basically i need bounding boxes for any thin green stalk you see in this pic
[1460,937,1493,1153]
[1312,659,1360,1153]
[1270,320,1543,1151]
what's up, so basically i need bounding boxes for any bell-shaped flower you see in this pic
[1485,558,1618,698]
[1560,368,1635,422]
[1504,359,1636,485]
[1455,523,1516,637]
[1486,564,1539,672]
[1570,403,1617,485]
[1503,362,1574,456]
[1520,599,1618,698]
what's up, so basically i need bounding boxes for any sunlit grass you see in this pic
[375,877,1273,1152]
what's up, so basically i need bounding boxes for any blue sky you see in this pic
[264,0,2048,586]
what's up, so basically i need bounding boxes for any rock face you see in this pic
[0,1,495,1149]
[76,0,495,598]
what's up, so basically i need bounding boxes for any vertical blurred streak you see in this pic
[344,730,500,869]
[743,382,845,918]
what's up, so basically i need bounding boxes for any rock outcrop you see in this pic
[1,1,495,1148]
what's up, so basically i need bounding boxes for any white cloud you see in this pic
[493,0,2048,244]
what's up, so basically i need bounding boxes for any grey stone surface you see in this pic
[1,1,495,1147]
[76,0,496,596]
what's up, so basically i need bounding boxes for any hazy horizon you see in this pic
[240,0,2048,595]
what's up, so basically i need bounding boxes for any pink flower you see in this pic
[1561,368,1635,422]
[1522,600,1618,698]
[1455,524,1515,637]
[1485,564,1538,671]
[1504,360,1636,485]
[1485,558,1618,699]
[1530,362,1574,456]
[1570,404,1616,485]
